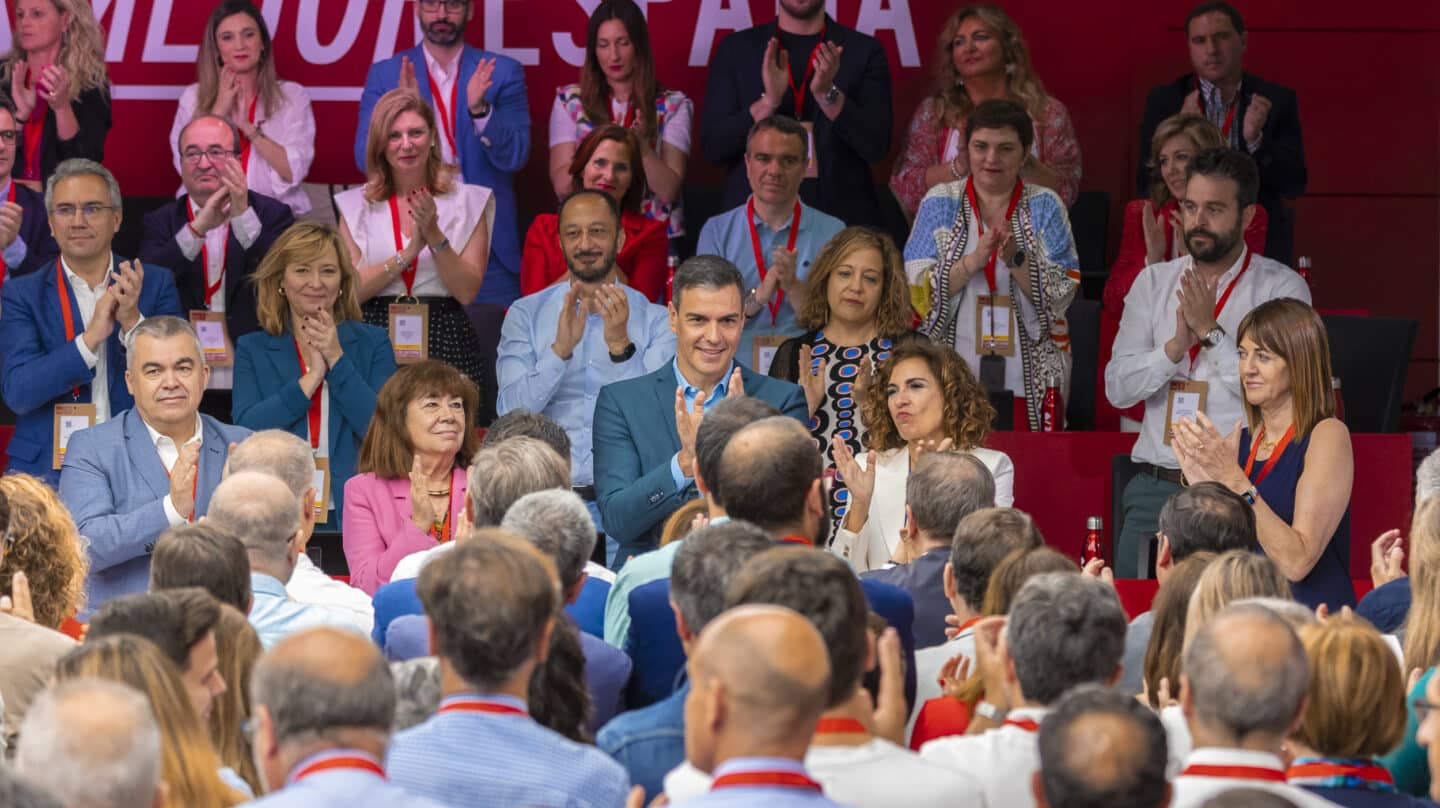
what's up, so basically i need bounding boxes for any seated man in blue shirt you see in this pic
[593,256,807,566]
[694,115,844,373]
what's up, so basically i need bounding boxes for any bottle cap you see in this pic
[1086,516,1103,530]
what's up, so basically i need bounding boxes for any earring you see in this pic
[1005,63,1015,76]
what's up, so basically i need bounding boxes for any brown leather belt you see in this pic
[1138,463,1184,485]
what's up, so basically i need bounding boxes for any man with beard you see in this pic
[700,0,893,229]
[497,189,675,537]
[1105,147,1308,579]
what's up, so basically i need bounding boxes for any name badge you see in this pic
[752,335,787,376]
[312,457,331,521]
[388,303,429,364]
[53,402,96,470]
[189,310,233,367]
[800,121,819,179]
[1163,380,1209,446]
[975,294,1016,357]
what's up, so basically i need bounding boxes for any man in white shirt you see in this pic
[226,429,375,635]
[1033,684,1170,808]
[1171,603,1337,808]
[919,573,1127,808]
[1106,147,1310,579]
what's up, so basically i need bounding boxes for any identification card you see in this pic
[1163,380,1209,446]
[52,402,96,469]
[752,335,788,376]
[388,303,429,364]
[189,310,233,367]
[800,121,819,179]
[975,294,1016,357]
[312,457,331,521]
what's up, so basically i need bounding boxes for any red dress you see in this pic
[520,209,669,303]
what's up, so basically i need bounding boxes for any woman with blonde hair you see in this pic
[336,88,496,395]
[889,3,1080,212]
[0,0,110,185]
[233,221,397,528]
[1182,548,1292,649]
[1174,298,1355,610]
[57,634,247,806]
[209,604,263,796]
[168,0,316,216]
[1400,497,1440,675]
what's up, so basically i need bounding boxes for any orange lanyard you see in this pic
[1188,250,1252,367]
[1244,423,1295,486]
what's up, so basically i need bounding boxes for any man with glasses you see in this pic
[139,115,294,415]
[356,0,531,422]
[0,158,181,485]
[0,100,57,288]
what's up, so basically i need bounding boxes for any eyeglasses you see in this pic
[0,130,17,144]
[50,203,116,220]
[181,147,240,164]
[1415,698,1440,726]
[416,0,469,11]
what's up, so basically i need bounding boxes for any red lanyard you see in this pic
[964,176,1024,293]
[426,70,459,158]
[955,616,984,635]
[55,259,85,398]
[292,755,385,783]
[1188,249,1253,367]
[746,198,801,326]
[1182,763,1286,783]
[1287,760,1395,788]
[711,771,822,793]
[779,535,813,547]
[21,69,46,181]
[613,101,637,129]
[239,94,258,173]
[438,697,527,717]
[293,338,322,451]
[388,196,419,295]
[815,717,867,735]
[1198,77,1239,138]
[937,126,955,163]
[781,23,827,118]
[1004,718,1040,732]
[1244,423,1295,486]
[186,199,227,307]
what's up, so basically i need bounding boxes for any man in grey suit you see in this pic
[59,315,250,616]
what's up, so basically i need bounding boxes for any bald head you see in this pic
[208,471,303,575]
[1183,603,1309,742]
[227,429,315,502]
[253,627,395,741]
[17,679,163,808]
[1036,684,1168,808]
[716,417,823,532]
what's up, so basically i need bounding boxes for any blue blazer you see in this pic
[592,361,807,553]
[5,181,58,277]
[232,320,396,527]
[58,409,251,616]
[355,44,530,306]
[0,254,182,482]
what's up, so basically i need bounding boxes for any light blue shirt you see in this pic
[243,749,450,808]
[671,757,843,808]
[248,573,354,650]
[602,516,730,647]
[668,360,732,493]
[497,282,675,485]
[694,198,845,370]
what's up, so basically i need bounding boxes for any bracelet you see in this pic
[429,236,451,253]
[973,701,1007,722]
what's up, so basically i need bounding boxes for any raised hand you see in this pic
[36,64,72,108]
[1170,208,1188,256]
[1171,413,1242,485]
[218,156,250,216]
[592,283,631,354]
[466,56,497,114]
[760,38,790,105]
[169,441,201,520]
[0,571,35,623]
[870,626,907,744]
[1242,94,1271,146]
[674,387,707,478]
[938,653,972,701]
[80,286,118,351]
[301,308,343,367]
[191,187,232,235]
[1141,200,1166,264]
[551,284,586,361]
[808,42,844,98]
[408,456,437,532]
[1180,88,1202,116]
[110,260,145,332]
[1082,556,1116,586]
[9,62,35,121]
[726,366,745,399]
[832,437,875,519]
[214,66,240,119]
[1176,267,1219,337]
[408,188,441,245]
[0,200,23,248]
[972,616,1011,711]
[912,437,954,457]
[1370,529,1406,588]
[398,55,419,92]
[799,357,828,416]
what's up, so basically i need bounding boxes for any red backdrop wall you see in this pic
[10,0,1436,396]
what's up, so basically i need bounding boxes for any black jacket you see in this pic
[6,180,57,276]
[31,85,111,181]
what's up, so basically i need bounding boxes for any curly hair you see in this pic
[0,473,87,629]
[861,341,994,452]
[795,226,913,337]
[0,0,110,96]
[930,4,1048,127]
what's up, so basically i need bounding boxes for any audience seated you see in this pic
[15,679,163,808]
[1138,552,1215,708]
[86,587,227,720]
[1034,683,1170,808]
[0,761,61,808]
[58,315,249,613]
[149,521,252,612]
[0,98,57,282]
[1411,667,1440,802]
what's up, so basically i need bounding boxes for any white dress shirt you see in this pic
[832,446,1015,573]
[142,413,203,527]
[422,47,494,163]
[918,705,1048,808]
[908,622,979,745]
[286,553,374,636]
[62,256,130,424]
[1171,748,1342,808]
[177,197,262,390]
[1104,249,1310,468]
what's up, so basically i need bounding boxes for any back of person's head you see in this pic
[725,547,869,708]
[660,498,711,547]
[1183,603,1309,740]
[694,396,782,504]
[224,429,314,505]
[1184,550,1291,648]
[418,529,560,690]
[1403,497,1440,674]
[500,489,597,594]
[206,471,302,571]
[1158,482,1255,560]
[485,409,573,467]
[0,473,88,629]
[1142,552,1216,708]
[1187,146,1260,209]
[1231,597,1318,635]
[1007,573,1127,705]
[949,507,1045,613]
[0,764,62,808]
[716,417,823,532]
[980,545,1076,617]
[88,588,221,674]
[210,604,262,795]
[250,627,395,748]
[907,452,996,538]
[17,679,162,808]
[1036,684,1169,808]
[670,520,777,638]
[149,522,251,611]
[465,437,571,527]
[1293,614,1406,759]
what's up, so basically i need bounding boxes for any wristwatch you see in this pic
[609,342,636,363]
[1199,325,1226,349]
[821,84,842,105]
[974,701,1007,723]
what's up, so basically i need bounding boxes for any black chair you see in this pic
[1110,454,1151,578]
[875,183,912,254]
[1068,191,1110,301]
[116,196,173,259]
[307,530,349,577]
[1322,314,1417,433]
[1065,298,1101,431]
[988,389,1014,431]
[677,184,726,261]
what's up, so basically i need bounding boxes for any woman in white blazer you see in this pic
[832,341,1015,572]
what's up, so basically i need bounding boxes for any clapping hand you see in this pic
[869,627,907,744]
[169,442,201,520]
[971,616,1011,711]
[467,57,496,114]
[832,437,876,521]
[799,357,828,416]
[808,42,844,99]
[408,456,438,532]
[1243,94,1271,146]
[938,653,972,701]
[760,39,789,106]
[1141,200,1167,264]
[592,283,632,354]
[36,64,72,108]
[299,308,342,367]
[398,55,419,92]
[9,62,35,121]
[1171,412,1242,486]
[109,260,145,332]
[1370,529,1406,588]
[0,572,35,623]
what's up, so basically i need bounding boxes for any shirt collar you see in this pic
[672,358,731,399]
[143,414,204,450]
[250,572,288,598]
[285,749,384,787]
[1007,706,1051,725]
[439,692,528,712]
[711,756,810,779]
[60,254,114,293]
[1197,76,1241,106]
[1184,747,1286,774]
[746,195,804,234]
[423,46,458,83]
[1203,246,1251,286]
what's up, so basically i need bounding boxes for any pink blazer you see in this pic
[342,467,468,595]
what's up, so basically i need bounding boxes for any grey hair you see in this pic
[906,452,996,538]
[1006,572,1127,705]
[0,764,62,808]
[1184,602,1309,738]
[44,157,123,210]
[1037,683,1168,808]
[1231,596,1318,634]
[207,471,301,567]
[251,638,396,742]
[125,314,205,369]
[670,520,776,634]
[501,489,596,592]
[17,678,162,808]
[1418,447,1440,504]
[227,429,315,503]
[465,437,570,528]
[670,254,745,310]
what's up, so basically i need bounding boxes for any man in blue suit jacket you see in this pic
[354,0,529,308]
[593,257,807,565]
[60,316,250,616]
[0,159,182,484]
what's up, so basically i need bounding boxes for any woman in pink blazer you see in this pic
[343,360,480,594]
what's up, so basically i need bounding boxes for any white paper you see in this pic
[984,305,1011,339]
[394,315,423,347]
[1171,391,1201,424]
[312,467,329,512]
[57,415,89,450]
[195,320,226,349]
[757,345,778,376]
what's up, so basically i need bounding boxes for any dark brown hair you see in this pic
[862,341,994,452]
[357,361,480,480]
[578,1,659,142]
[1236,299,1335,441]
[567,124,647,213]
[1141,552,1215,708]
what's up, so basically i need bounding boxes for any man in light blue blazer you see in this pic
[60,316,250,617]
[593,257,808,567]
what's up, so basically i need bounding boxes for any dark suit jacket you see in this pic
[138,191,295,341]
[700,16,893,227]
[861,547,952,649]
[0,253,182,481]
[1137,72,1307,262]
[24,85,111,181]
[6,181,57,276]
[592,361,808,554]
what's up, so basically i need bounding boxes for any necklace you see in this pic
[427,488,451,497]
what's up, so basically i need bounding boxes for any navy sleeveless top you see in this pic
[1239,426,1356,611]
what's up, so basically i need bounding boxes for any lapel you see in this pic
[650,363,682,456]
[224,193,251,303]
[266,329,302,378]
[194,416,227,515]
[122,408,170,500]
